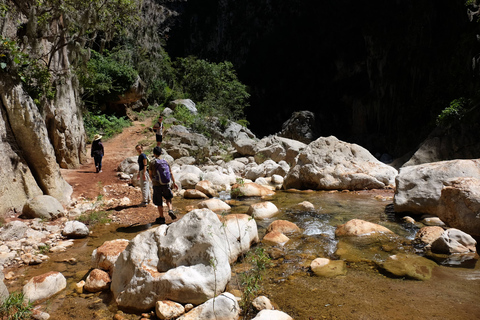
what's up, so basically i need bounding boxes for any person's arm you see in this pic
[149,162,154,180]
[143,157,148,179]
[100,142,104,156]
[169,166,177,190]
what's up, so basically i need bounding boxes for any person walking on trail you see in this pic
[152,115,164,147]
[149,146,178,224]
[136,145,151,206]
[91,134,104,173]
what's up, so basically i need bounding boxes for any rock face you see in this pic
[111,209,257,311]
[278,110,318,144]
[283,136,398,190]
[23,271,66,302]
[437,177,480,237]
[0,7,85,216]
[394,159,480,216]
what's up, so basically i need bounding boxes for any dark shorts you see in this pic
[156,134,163,143]
[152,185,173,205]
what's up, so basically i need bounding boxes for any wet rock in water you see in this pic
[231,182,275,198]
[197,198,231,212]
[62,221,89,238]
[431,228,477,254]
[176,292,240,320]
[92,239,129,276]
[420,215,445,227]
[295,201,315,211]
[266,220,301,234]
[335,219,393,237]
[183,189,209,199]
[414,226,445,248]
[247,201,279,219]
[252,295,274,311]
[195,180,218,198]
[23,271,66,302]
[252,309,293,320]
[156,300,185,320]
[310,258,347,277]
[84,269,111,292]
[380,253,437,281]
[262,231,289,246]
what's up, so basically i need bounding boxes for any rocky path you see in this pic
[61,118,162,226]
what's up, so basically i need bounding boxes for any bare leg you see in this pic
[157,204,165,218]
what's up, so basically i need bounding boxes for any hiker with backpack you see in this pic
[135,144,151,207]
[149,146,178,224]
[152,115,164,147]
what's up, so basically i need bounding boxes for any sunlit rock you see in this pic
[247,201,279,219]
[156,300,185,320]
[266,220,301,234]
[22,195,65,220]
[177,292,240,320]
[84,269,111,292]
[252,295,274,311]
[283,136,397,190]
[197,198,231,212]
[195,180,218,198]
[183,189,209,199]
[437,177,480,237]
[310,258,347,277]
[295,201,315,211]
[431,228,477,254]
[262,231,289,246]
[414,226,445,248]
[217,214,259,263]
[252,309,293,320]
[23,271,66,302]
[380,253,437,281]
[420,216,445,227]
[335,219,393,237]
[111,209,255,310]
[92,239,129,276]
[232,182,275,198]
[394,159,480,215]
[62,221,89,238]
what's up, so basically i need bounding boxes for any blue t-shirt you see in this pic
[138,153,147,171]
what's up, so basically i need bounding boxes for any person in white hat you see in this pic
[91,134,104,173]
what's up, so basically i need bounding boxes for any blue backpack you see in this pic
[154,158,171,185]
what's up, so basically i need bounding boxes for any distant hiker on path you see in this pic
[153,115,164,147]
[136,144,151,206]
[149,146,178,224]
[91,134,104,173]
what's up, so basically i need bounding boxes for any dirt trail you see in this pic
[61,118,165,226]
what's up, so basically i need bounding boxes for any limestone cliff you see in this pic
[0,4,85,215]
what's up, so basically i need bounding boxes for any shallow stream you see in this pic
[6,191,480,320]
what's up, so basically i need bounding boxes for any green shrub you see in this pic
[436,98,468,127]
[0,292,33,320]
[84,112,131,142]
[76,210,111,225]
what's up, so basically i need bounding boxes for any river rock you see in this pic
[231,182,275,198]
[266,220,301,234]
[184,189,209,199]
[310,258,347,277]
[381,253,437,281]
[197,198,231,212]
[278,110,318,144]
[414,226,445,248]
[283,136,397,190]
[252,309,293,320]
[195,180,218,197]
[247,201,279,219]
[437,177,480,237]
[295,201,315,211]
[118,156,139,174]
[431,228,477,254]
[394,159,480,215]
[62,221,89,238]
[156,300,185,320]
[217,214,259,263]
[111,209,244,310]
[177,173,200,189]
[22,195,65,220]
[262,231,289,246]
[84,269,111,292]
[335,219,393,237]
[252,296,274,311]
[92,239,130,275]
[177,292,240,320]
[23,271,66,302]
[232,138,258,156]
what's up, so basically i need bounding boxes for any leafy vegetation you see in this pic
[0,292,33,320]
[436,98,468,127]
[76,210,111,225]
[83,112,131,142]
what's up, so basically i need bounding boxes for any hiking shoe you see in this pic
[138,202,148,207]
[168,210,177,220]
[154,217,166,225]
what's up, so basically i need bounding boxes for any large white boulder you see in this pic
[23,271,66,302]
[218,214,259,263]
[22,195,65,220]
[283,136,397,190]
[394,159,480,215]
[177,292,240,320]
[111,209,256,311]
